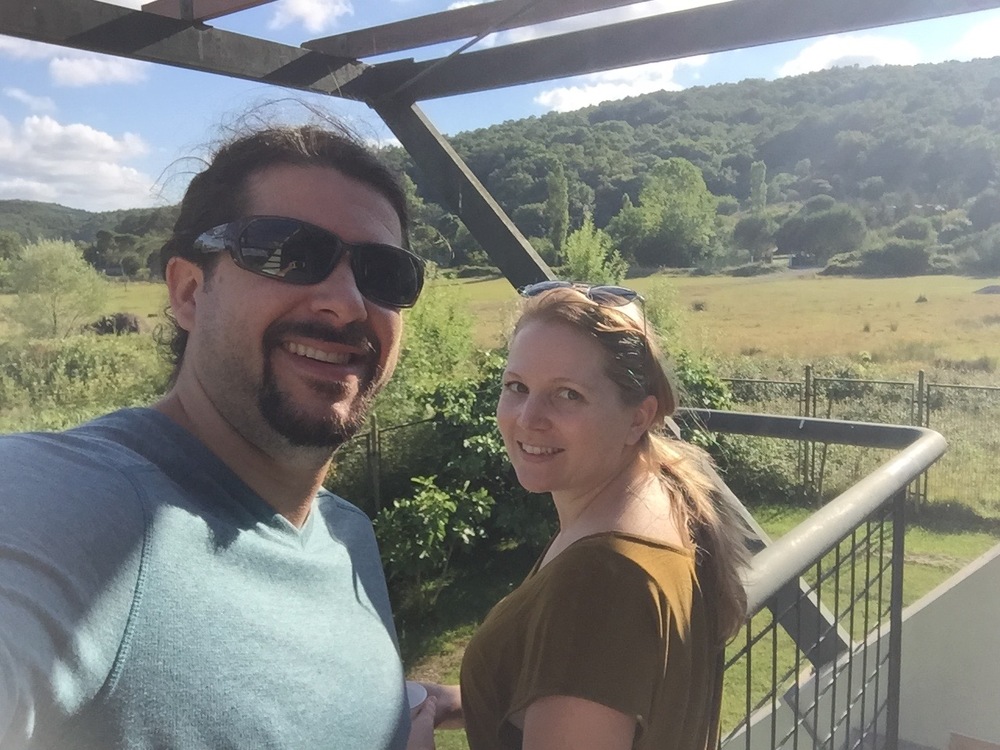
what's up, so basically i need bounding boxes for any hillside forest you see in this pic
[3,56,1000,281]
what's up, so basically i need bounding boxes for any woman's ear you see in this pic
[165,256,203,333]
[625,395,658,446]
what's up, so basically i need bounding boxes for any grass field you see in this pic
[4,272,998,375]
[435,270,1000,375]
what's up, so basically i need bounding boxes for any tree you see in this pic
[968,189,1000,232]
[4,239,108,338]
[733,214,777,262]
[0,230,23,291]
[545,161,570,263]
[749,160,767,214]
[892,216,937,244]
[608,158,718,268]
[0,230,23,261]
[563,214,628,284]
[776,204,867,263]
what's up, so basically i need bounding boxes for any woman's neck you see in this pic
[542,459,687,566]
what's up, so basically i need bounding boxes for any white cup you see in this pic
[405,680,428,712]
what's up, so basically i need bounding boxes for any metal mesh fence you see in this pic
[722,501,902,750]
[925,384,1000,516]
[722,370,1000,514]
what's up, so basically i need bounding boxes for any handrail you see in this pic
[678,409,948,615]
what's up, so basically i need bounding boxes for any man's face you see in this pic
[177,163,405,452]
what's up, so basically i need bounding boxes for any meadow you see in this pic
[22,270,997,377]
[437,270,1000,375]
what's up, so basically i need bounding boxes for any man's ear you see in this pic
[165,257,203,333]
[626,394,659,446]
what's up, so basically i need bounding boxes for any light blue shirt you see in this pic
[0,408,408,749]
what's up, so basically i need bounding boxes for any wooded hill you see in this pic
[419,56,1000,230]
[4,55,1000,276]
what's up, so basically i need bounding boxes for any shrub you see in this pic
[859,239,933,276]
[375,475,493,612]
[0,334,169,433]
[453,265,501,279]
[728,262,781,277]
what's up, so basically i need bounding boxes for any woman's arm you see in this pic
[521,695,635,750]
[420,683,464,729]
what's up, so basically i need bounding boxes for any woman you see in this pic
[427,281,749,750]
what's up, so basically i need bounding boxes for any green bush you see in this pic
[0,334,169,433]
[859,238,933,276]
[375,475,493,613]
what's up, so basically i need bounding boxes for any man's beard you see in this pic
[257,319,383,450]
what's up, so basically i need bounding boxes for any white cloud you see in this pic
[0,37,63,60]
[447,1,485,8]
[268,0,353,33]
[49,55,148,86]
[3,87,56,113]
[534,57,708,112]
[948,17,1000,61]
[0,39,148,87]
[0,115,158,211]
[777,35,921,77]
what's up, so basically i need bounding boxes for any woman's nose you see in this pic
[517,394,550,430]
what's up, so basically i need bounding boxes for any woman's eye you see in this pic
[556,388,581,401]
[503,380,527,394]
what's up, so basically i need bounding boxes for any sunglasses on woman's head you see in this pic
[518,280,649,359]
[191,215,425,308]
[517,280,644,307]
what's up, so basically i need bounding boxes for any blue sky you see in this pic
[1,0,999,212]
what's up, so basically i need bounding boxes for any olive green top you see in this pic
[461,532,720,750]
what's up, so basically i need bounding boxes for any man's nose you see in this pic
[309,256,367,322]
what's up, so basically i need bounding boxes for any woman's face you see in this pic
[496,319,653,499]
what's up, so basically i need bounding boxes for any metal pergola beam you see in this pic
[141,0,277,22]
[304,0,651,60]
[372,98,553,288]
[0,0,369,96]
[338,0,1000,101]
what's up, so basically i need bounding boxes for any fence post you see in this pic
[886,488,907,750]
[803,365,816,499]
[369,413,382,513]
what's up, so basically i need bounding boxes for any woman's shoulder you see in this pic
[546,532,695,591]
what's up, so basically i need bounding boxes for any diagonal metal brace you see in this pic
[371,97,553,289]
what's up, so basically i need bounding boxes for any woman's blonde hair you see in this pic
[513,287,749,640]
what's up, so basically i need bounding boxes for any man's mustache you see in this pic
[263,320,378,357]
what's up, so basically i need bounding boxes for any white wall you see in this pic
[898,544,1000,749]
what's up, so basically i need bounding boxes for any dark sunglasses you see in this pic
[517,280,643,307]
[191,216,425,308]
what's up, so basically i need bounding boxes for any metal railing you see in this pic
[678,409,947,750]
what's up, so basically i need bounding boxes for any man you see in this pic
[0,122,428,749]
